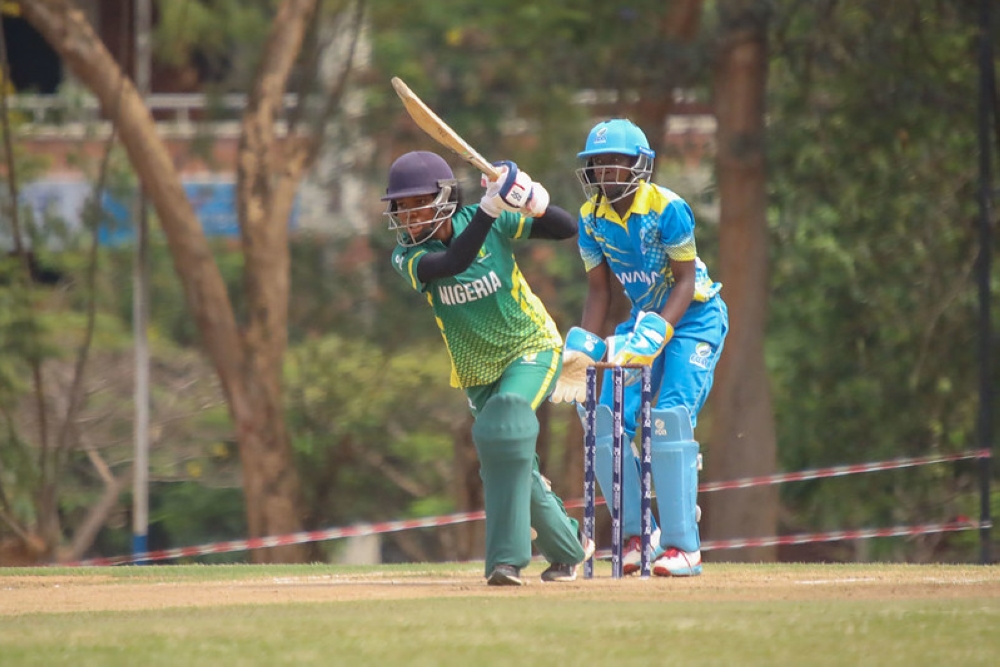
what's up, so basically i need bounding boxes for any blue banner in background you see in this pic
[18,178,299,247]
[186,181,241,236]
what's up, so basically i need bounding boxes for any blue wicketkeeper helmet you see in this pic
[576,119,655,203]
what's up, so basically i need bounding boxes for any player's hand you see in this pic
[479,161,532,217]
[522,179,549,217]
[492,166,549,217]
[550,327,607,404]
[607,312,673,385]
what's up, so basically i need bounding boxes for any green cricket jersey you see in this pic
[391,206,563,388]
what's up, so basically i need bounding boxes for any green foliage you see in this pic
[0,422,38,527]
[766,0,998,556]
[0,275,41,396]
[146,482,247,564]
[284,332,465,538]
[0,264,60,531]
[286,232,438,348]
[94,236,246,347]
[367,0,711,198]
[154,0,275,88]
[0,239,237,555]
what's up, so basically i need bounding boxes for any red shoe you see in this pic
[622,536,643,575]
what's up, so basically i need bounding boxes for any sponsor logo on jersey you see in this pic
[689,342,713,369]
[437,271,502,305]
[618,270,657,287]
[654,417,667,437]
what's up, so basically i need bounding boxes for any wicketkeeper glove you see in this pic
[479,161,534,217]
[607,311,673,385]
[550,327,607,404]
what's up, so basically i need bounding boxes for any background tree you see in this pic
[4,0,993,565]
[705,0,778,561]
[764,0,996,561]
[18,0,365,562]
[0,21,133,563]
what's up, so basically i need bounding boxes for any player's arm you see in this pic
[581,260,613,334]
[606,201,699,374]
[528,205,576,240]
[660,258,696,326]
[415,208,495,281]
[607,258,692,378]
[416,164,529,281]
[657,198,698,325]
[484,164,572,240]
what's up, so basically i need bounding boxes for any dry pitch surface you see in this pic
[3,564,998,615]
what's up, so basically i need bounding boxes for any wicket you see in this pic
[582,363,654,579]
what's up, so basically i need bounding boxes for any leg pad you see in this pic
[650,406,700,553]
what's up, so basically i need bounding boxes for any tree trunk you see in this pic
[228,0,321,562]
[452,415,483,560]
[705,1,778,563]
[21,0,311,562]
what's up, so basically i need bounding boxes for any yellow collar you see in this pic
[595,181,653,228]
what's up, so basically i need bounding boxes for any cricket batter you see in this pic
[385,151,594,585]
[552,119,729,576]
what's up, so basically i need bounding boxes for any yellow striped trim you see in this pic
[405,251,426,289]
[514,214,528,239]
[529,350,562,410]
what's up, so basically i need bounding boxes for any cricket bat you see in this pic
[391,76,500,180]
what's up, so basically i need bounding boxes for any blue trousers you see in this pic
[595,296,728,541]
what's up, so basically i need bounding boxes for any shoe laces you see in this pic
[663,547,681,558]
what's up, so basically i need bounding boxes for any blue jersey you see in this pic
[577,181,721,316]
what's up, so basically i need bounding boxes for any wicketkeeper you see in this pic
[384,151,595,586]
[552,119,729,577]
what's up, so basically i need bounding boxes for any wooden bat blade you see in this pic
[391,77,500,179]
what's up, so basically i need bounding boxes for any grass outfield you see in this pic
[1,562,998,666]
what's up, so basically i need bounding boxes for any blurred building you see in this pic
[3,2,714,243]
[1,0,371,244]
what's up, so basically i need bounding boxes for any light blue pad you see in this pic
[472,394,537,574]
[650,405,701,553]
[579,403,647,539]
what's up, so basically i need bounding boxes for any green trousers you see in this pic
[467,350,585,576]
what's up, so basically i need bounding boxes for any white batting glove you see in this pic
[479,164,510,218]
[480,161,532,217]
[484,166,548,217]
[523,180,549,217]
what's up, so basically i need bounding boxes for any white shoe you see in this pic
[581,532,597,562]
[652,547,702,577]
[622,528,661,575]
